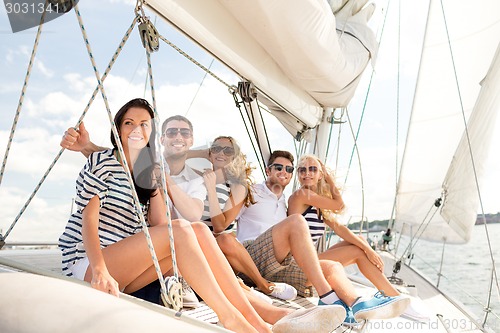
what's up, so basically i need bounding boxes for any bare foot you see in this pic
[219,314,259,333]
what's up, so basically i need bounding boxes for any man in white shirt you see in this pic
[218,150,409,326]
[159,115,206,221]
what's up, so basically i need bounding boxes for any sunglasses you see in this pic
[298,166,319,174]
[269,163,294,174]
[210,145,235,156]
[164,127,192,139]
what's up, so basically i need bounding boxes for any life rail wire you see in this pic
[143,32,182,302]
[0,1,48,188]
[408,243,500,323]
[1,15,139,241]
[71,0,169,304]
[393,201,440,264]
[438,0,499,325]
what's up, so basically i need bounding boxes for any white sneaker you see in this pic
[268,282,297,301]
[272,305,345,333]
[250,288,273,304]
[401,296,431,322]
[180,277,200,308]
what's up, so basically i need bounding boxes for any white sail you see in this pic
[395,0,500,244]
[145,0,377,135]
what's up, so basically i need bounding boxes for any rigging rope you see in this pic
[388,0,402,230]
[155,27,271,177]
[345,109,366,227]
[73,1,176,310]
[394,199,441,264]
[1,15,139,242]
[157,35,230,89]
[230,88,263,175]
[438,0,499,324]
[0,5,47,188]
[144,38,182,310]
[184,59,214,117]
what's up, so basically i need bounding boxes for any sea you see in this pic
[390,223,500,329]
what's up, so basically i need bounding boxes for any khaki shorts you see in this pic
[241,226,315,297]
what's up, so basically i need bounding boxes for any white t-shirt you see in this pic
[168,164,207,220]
[236,182,287,242]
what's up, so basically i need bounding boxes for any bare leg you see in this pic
[271,214,364,305]
[270,214,333,296]
[319,244,399,296]
[191,222,271,333]
[89,220,258,333]
[217,233,275,293]
[319,260,358,305]
[241,286,292,325]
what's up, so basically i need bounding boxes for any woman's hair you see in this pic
[111,98,158,205]
[211,136,255,206]
[297,154,344,215]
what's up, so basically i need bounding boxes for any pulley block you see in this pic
[138,19,160,53]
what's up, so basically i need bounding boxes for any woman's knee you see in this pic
[321,260,344,276]
[216,233,237,255]
[171,219,196,239]
[190,221,211,235]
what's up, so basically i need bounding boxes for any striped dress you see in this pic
[201,182,235,232]
[58,149,146,277]
[302,206,325,245]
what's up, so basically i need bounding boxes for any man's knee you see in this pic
[279,214,308,232]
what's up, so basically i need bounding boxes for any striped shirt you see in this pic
[201,182,235,232]
[58,149,146,277]
[302,206,325,245]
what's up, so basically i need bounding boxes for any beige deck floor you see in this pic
[0,247,493,332]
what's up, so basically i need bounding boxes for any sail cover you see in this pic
[395,0,500,244]
[144,0,377,133]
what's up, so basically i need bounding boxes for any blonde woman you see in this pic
[188,136,297,301]
[287,154,405,325]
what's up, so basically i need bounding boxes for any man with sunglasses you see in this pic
[159,115,207,223]
[235,150,409,326]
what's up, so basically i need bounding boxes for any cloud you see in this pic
[35,61,54,78]
[0,186,69,243]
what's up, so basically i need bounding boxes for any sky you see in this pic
[0,0,499,243]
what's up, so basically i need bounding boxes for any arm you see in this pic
[325,218,385,271]
[204,174,246,233]
[288,188,344,214]
[165,173,204,222]
[147,189,168,226]
[81,195,120,296]
[60,122,107,158]
[186,148,210,160]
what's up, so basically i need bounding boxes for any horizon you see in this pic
[1,0,499,242]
